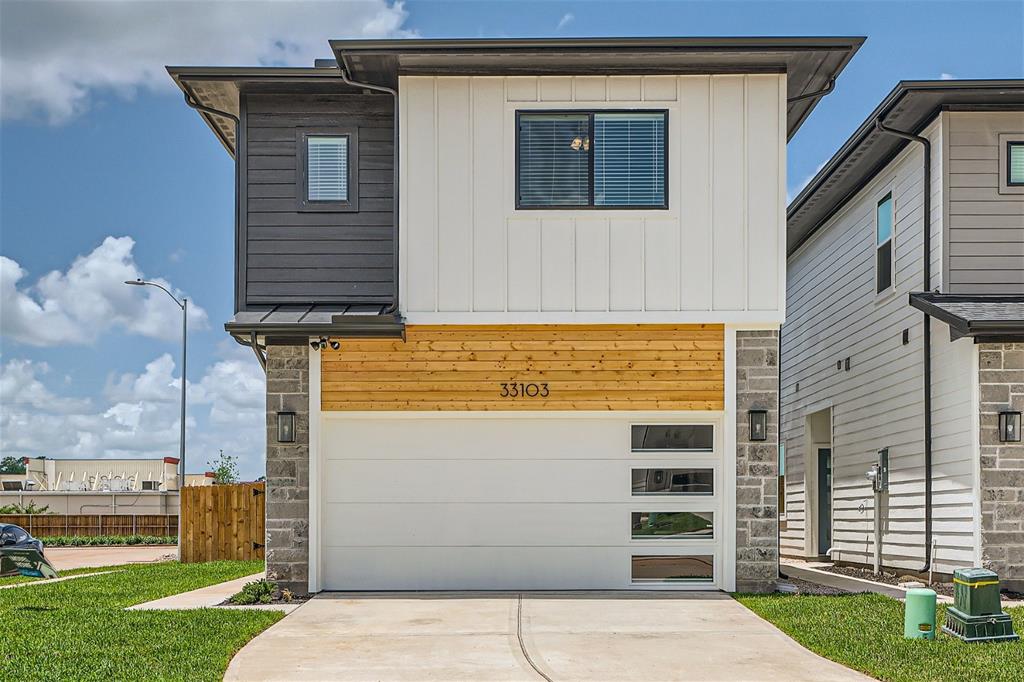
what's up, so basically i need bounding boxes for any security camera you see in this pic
[310,339,321,350]
[329,340,340,350]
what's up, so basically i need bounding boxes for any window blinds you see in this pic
[594,113,665,207]
[517,112,667,208]
[307,136,349,202]
[517,114,590,207]
[1009,142,1024,185]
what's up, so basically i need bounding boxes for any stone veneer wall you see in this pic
[735,330,780,593]
[264,344,310,594]
[978,342,1024,591]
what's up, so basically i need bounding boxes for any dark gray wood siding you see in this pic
[241,93,394,308]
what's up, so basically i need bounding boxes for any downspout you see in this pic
[182,93,269,371]
[874,117,933,574]
[335,60,400,316]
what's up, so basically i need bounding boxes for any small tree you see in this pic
[207,449,240,484]
[0,456,26,474]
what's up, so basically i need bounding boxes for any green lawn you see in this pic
[0,564,119,587]
[0,560,283,681]
[737,592,1024,682]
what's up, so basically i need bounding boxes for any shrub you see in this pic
[0,501,52,514]
[37,535,177,547]
[229,579,277,605]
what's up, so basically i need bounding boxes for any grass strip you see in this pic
[0,559,282,682]
[736,592,1024,682]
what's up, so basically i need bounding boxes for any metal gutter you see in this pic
[873,116,933,575]
[224,318,405,339]
[328,35,866,52]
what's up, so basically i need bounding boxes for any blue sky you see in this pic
[1,0,1022,479]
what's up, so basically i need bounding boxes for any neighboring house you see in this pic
[0,456,189,515]
[782,80,1024,589]
[170,36,863,594]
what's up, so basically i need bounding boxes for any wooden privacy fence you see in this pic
[0,514,178,537]
[180,482,265,563]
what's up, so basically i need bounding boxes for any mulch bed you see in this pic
[778,577,850,596]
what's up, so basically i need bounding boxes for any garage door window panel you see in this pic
[631,468,714,495]
[631,555,714,584]
[631,511,714,540]
[631,424,714,452]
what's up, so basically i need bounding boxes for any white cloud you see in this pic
[1,236,208,347]
[556,12,574,30]
[1,347,267,477]
[787,160,829,204]
[0,359,91,413]
[940,72,957,80]
[0,0,412,123]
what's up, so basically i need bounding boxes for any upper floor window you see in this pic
[875,192,894,293]
[298,127,358,212]
[1008,141,1024,186]
[516,110,667,210]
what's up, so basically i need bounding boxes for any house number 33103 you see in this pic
[499,382,549,398]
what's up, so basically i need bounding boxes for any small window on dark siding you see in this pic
[297,127,358,212]
[307,136,349,201]
[516,110,667,209]
[1009,142,1024,186]
[875,192,894,293]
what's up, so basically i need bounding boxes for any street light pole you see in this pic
[124,278,187,491]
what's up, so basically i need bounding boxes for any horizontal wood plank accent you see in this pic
[321,324,724,411]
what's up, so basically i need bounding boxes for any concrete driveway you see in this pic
[225,592,869,682]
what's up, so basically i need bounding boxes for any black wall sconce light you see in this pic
[277,412,296,443]
[998,410,1021,443]
[749,409,768,442]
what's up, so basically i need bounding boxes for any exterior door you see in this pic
[817,448,832,554]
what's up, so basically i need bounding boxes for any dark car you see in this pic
[0,523,56,579]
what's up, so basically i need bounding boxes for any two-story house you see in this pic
[782,80,1024,590]
[170,36,863,595]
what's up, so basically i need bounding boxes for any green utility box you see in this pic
[942,568,1019,643]
[904,588,937,640]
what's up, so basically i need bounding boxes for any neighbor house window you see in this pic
[516,111,667,209]
[1008,141,1024,186]
[297,127,358,211]
[875,192,894,293]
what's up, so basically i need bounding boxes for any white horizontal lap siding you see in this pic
[399,75,785,324]
[944,111,1024,293]
[781,118,978,573]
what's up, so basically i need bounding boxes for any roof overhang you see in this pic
[909,293,1024,342]
[166,66,368,156]
[788,80,1024,255]
[224,305,405,345]
[330,36,864,139]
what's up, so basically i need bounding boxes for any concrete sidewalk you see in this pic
[225,592,871,681]
[129,572,266,610]
[46,546,175,571]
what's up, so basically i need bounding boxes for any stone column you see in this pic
[264,344,310,594]
[978,342,1024,592]
[735,330,780,593]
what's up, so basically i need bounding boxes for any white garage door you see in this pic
[319,415,722,590]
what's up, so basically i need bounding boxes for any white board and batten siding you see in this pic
[943,110,1024,293]
[781,117,982,575]
[398,75,786,324]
